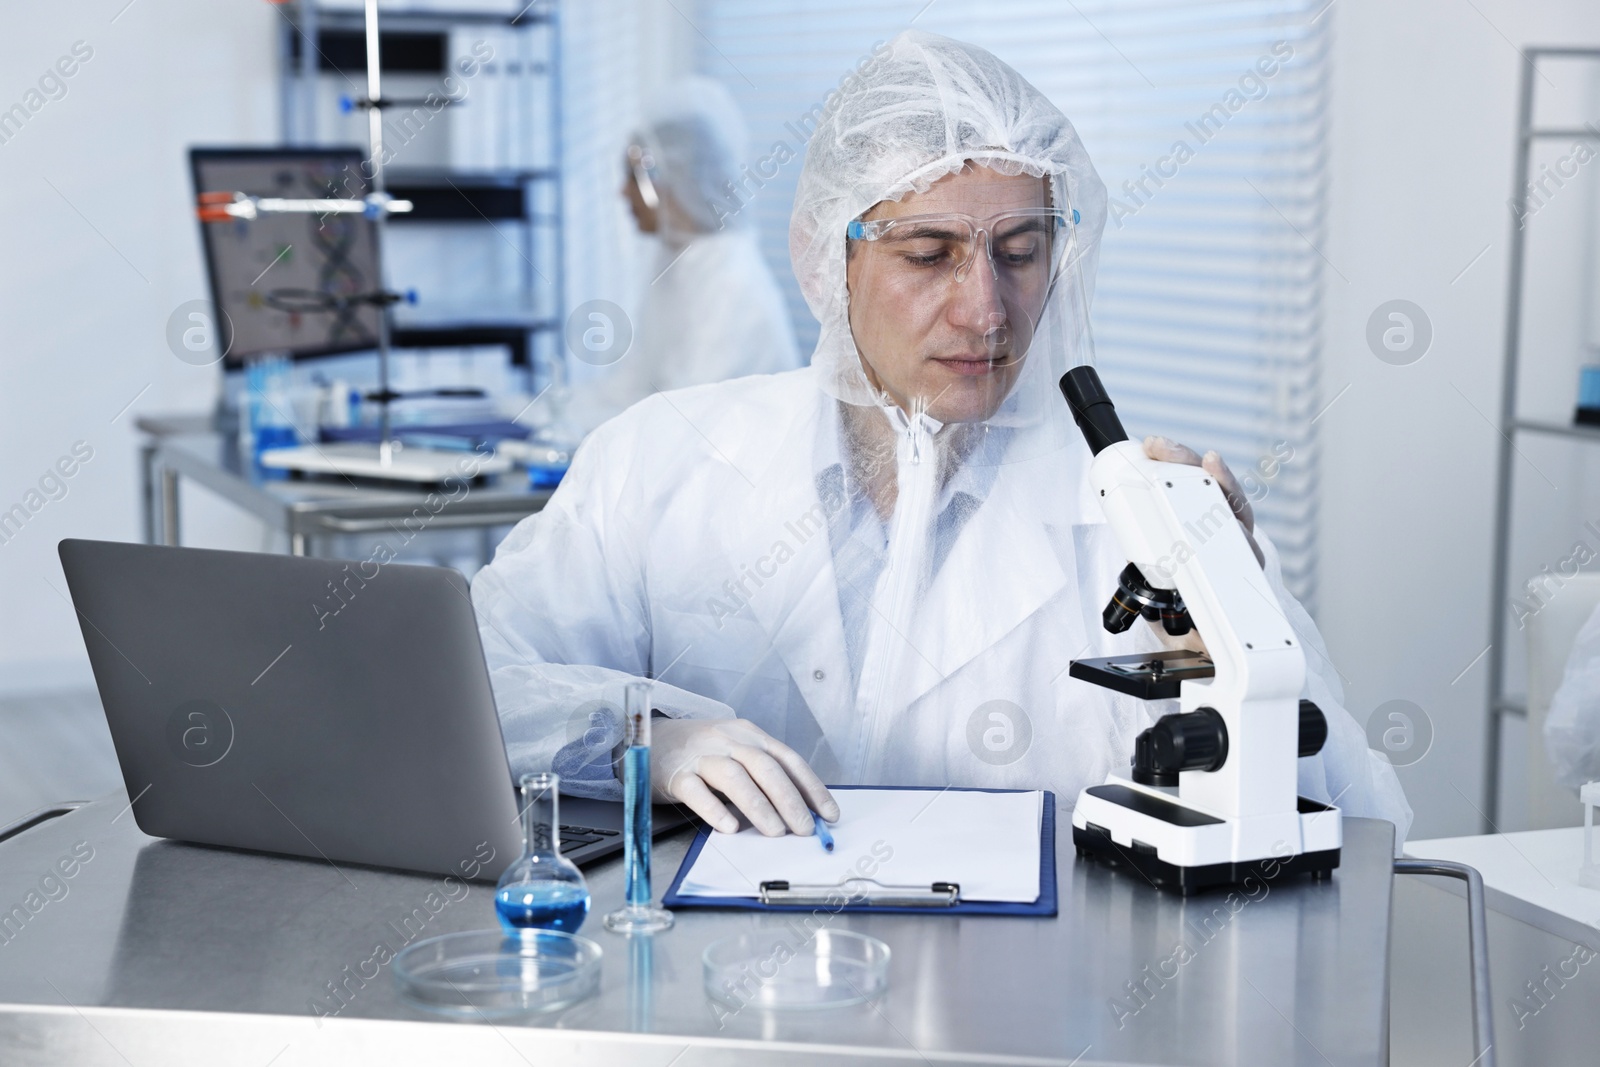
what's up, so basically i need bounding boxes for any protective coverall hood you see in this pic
[790,28,1108,422]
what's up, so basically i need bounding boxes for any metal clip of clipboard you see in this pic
[758,878,962,907]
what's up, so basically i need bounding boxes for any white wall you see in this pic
[1321,0,1600,837]
[0,0,279,694]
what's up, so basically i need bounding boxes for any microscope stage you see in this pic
[1068,651,1214,700]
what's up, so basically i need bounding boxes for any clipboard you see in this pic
[662,786,1058,917]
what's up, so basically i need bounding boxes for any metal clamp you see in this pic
[758,879,961,907]
[1394,858,1496,1067]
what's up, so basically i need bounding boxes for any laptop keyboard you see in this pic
[558,824,620,854]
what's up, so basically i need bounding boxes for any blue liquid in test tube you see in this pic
[623,744,652,907]
[604,680,674,934]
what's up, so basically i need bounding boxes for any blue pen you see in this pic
[811,810,835,852]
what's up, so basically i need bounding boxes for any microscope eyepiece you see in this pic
[1059,366,1129,456]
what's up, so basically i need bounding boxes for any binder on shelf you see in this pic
[449,26,493,170]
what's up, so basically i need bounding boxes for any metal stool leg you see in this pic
[159,467,180,547]
[1394,858,1495,1067]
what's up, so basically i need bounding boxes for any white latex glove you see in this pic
[652,717,840,836]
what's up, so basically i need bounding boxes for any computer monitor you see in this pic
[190,147,383,370]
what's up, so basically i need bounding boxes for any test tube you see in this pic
[603,680,674,934]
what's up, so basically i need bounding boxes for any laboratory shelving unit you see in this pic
[274,1,565,386]
[1482,47,1600,830]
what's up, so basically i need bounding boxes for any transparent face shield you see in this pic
[842,195,1094,444]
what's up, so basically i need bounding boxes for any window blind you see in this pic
[691,0,1329,610]
[557,2,655,388]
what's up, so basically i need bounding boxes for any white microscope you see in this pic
[1059,366,1340,895]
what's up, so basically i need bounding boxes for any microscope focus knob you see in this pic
[1132,703,1328,783]
[1130,728,1178,787]
[1149,707,1229,773]
[1298,699,1328,757]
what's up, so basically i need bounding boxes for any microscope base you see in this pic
[1073,822,1340,895]
[1071,780,1342,895]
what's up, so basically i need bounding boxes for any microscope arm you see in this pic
[1062,367,1307,823]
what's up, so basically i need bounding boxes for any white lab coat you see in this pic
[473,366,1412,842]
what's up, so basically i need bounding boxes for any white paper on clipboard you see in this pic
[674,788,1043,904]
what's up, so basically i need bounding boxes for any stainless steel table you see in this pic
[0,795,1395,1066]
[133,413,212,546]
[143,428,551,558]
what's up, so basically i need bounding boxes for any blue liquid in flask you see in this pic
[496,772,592,933]
[495,881,591,933]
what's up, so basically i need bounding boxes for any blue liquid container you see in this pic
[254,424,298,453]
[495,882,590,933]
[528,463,568,489]
[246,354,298,477]
[495,772,591,933]
[601,681,673,934]
[622,745,652,906]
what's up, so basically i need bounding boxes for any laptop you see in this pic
[58,539,687,881]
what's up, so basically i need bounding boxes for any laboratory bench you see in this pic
[0,793,1397,1066]
[135,416,551,560]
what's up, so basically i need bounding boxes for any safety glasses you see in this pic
[845,207,1078,290]
[626,143,660,212]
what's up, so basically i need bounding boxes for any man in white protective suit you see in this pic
[473,30,1412,844]
[564,76,802,432]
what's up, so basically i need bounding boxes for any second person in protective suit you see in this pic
[565,76,802,431]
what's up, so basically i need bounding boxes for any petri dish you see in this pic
[394,927,602,1018]
[703,929,890,1010]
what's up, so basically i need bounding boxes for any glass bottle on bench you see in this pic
[495,772,591,933]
